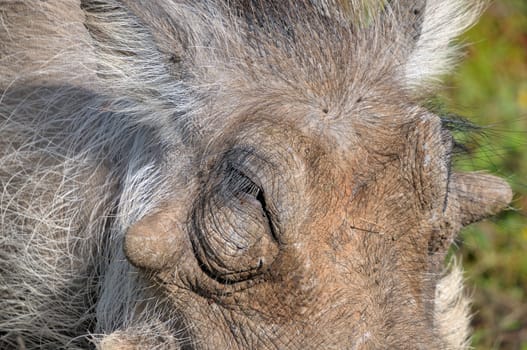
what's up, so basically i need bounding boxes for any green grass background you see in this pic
[440,1,527,348]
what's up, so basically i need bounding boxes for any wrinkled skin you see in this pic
[124,93,510,350]
[0,1,512,349]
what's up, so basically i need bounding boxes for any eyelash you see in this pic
[228,167,262,198]
[439,114,480,159]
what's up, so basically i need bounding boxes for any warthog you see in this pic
[0,0,512,349]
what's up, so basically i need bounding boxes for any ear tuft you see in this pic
[402,0,486,91]
[434,261,472,350]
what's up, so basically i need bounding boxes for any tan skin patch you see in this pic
[124,106,495,348]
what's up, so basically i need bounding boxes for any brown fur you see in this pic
[0,1,511,349]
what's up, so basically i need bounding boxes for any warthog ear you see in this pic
[451,172,513,226]
[387,0,485,92]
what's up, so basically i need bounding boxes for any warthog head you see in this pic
[0,0,512,349]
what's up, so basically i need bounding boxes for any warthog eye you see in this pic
[190,151,280,286]
[232,168,262,198]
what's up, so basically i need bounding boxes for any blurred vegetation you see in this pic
[440,1,527,349]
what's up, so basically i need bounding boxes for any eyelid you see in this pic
[225,149,271,191]
[228,167,262,198]
[225,161,281,244]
